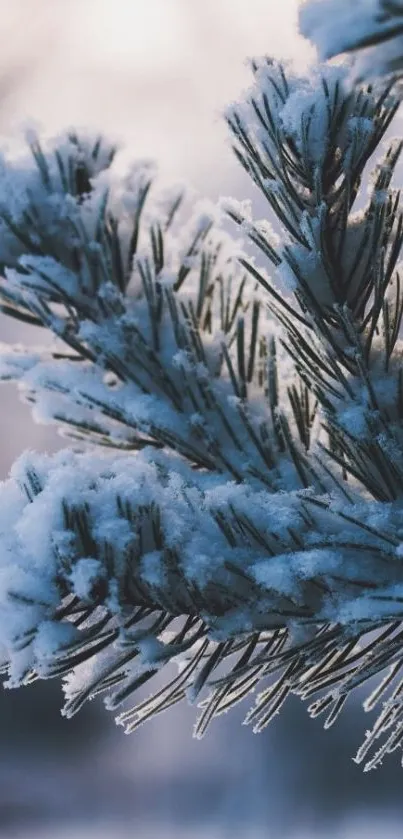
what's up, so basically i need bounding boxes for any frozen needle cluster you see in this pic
[0,26,402,771]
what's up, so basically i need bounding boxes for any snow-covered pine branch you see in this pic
[2,446,403,772]
[0,60,403,770]
[226,59,403,504]
[0,131,316,490]
[300,0,403,83]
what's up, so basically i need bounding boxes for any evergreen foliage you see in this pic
[0,12,403,771]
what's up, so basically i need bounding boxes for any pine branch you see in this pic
[0,56,403,771]
[0,132,321,491]
[1,447,403,771]
[226,60,403,501]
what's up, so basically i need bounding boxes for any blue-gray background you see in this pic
[0,2,402,837]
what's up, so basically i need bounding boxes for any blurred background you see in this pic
[0,1,402,838]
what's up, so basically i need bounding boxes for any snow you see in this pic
[0,444,400,698]
[140,551,167,588]
[300,0,382,59]
[69,558,104,602]
[33,620,79,662]
[300,0,403,82]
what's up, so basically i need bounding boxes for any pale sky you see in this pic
[0,0,312,191]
